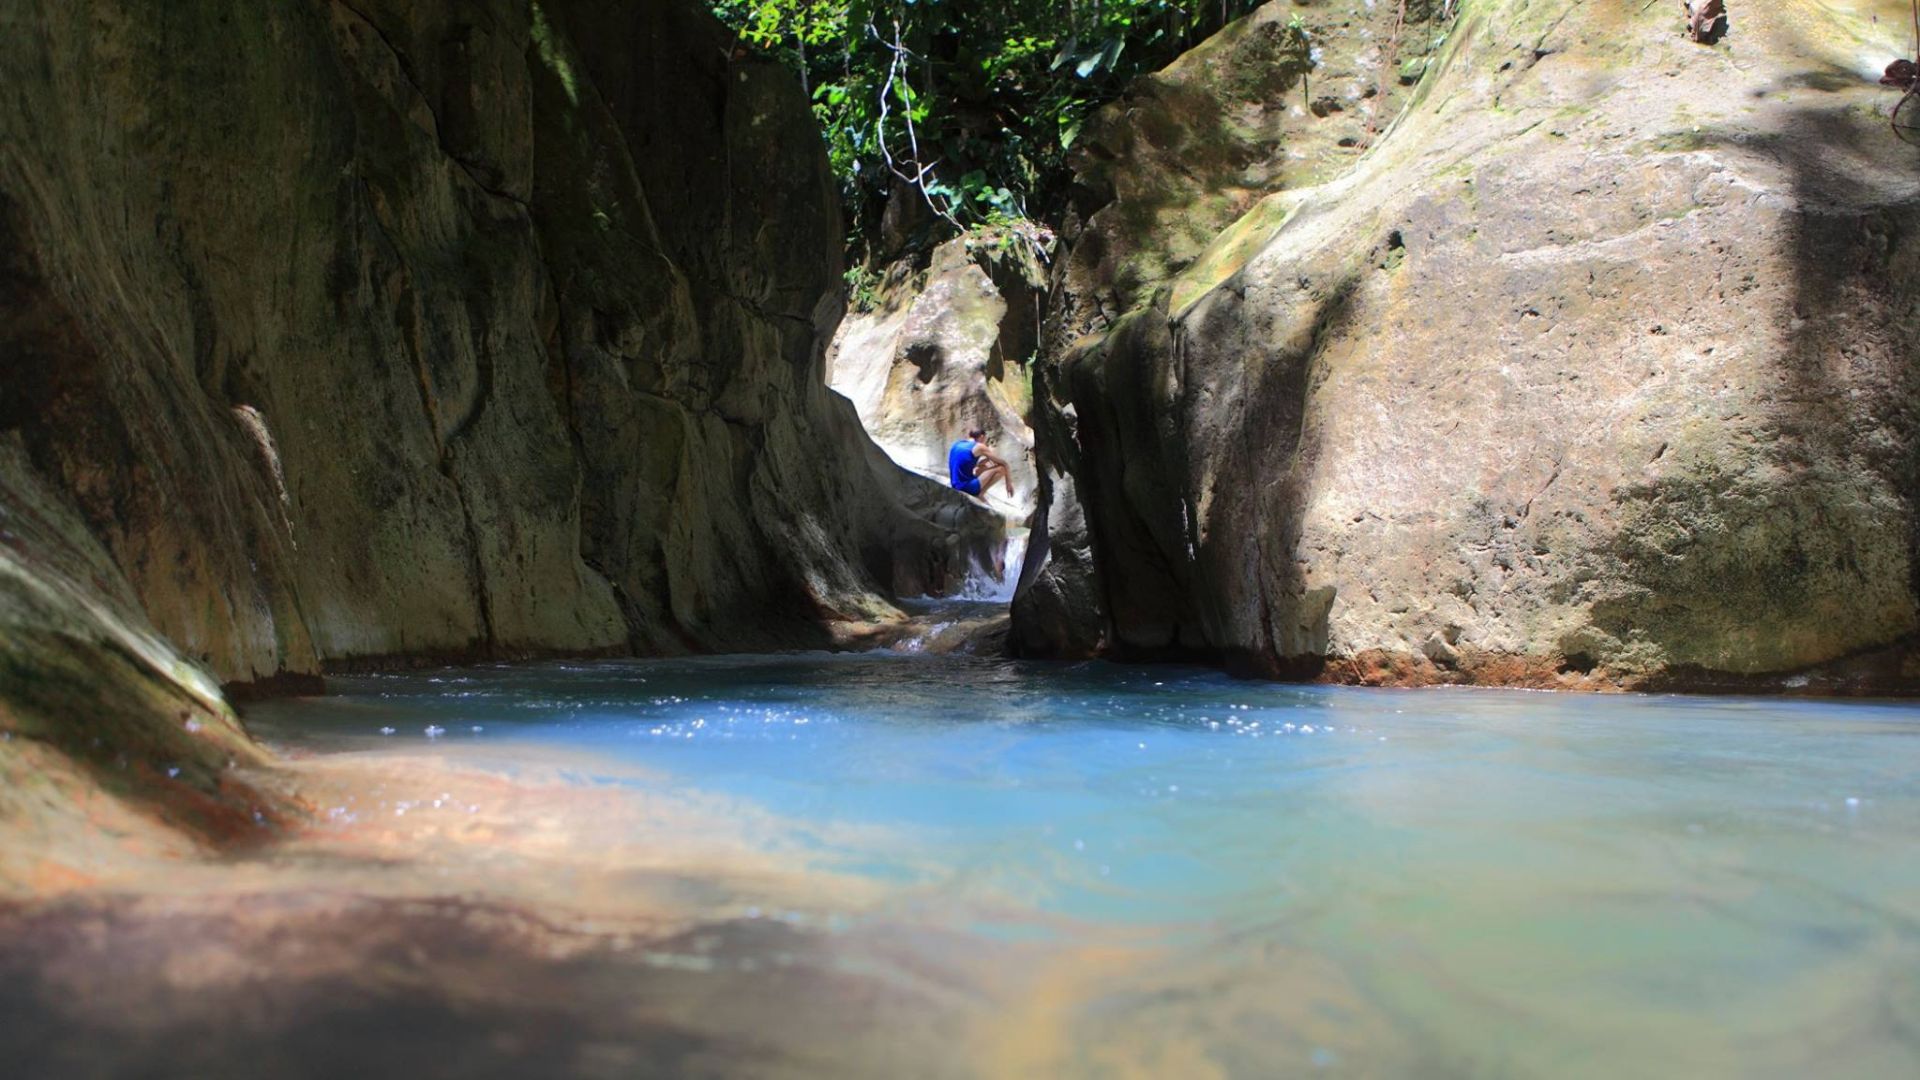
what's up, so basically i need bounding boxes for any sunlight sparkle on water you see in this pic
[239,652,1920,1078]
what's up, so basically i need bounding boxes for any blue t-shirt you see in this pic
[948,439,979,489]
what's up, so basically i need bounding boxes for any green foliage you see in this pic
[843,263,882,312]
[709,0,1264,255]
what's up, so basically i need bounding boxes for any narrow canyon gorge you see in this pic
[3,1,1919,1076]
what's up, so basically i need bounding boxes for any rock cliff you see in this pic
[0,0,1004,856]
[1017,0,1920,691]
[0,0,996,702]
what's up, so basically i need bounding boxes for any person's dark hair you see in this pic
[967,427,986,440]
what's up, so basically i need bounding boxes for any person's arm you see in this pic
[973,443,1008,469]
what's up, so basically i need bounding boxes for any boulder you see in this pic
[828,231,1047,522]
[1018,0,1920,691]
[0,438,280,889]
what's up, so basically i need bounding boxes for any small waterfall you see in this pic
[891,619,956,653]
[952,527,1029,603]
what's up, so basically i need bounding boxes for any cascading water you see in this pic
[889,524,1027,652]
[950,525,1028,602]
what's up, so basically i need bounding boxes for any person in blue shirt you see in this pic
[948,427,1012,499]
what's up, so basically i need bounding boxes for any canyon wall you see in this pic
[0,0,1012,861]
[0,0,994,702]
[1016,0,1920,691]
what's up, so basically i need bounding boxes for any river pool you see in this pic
[7,652,1919,1078]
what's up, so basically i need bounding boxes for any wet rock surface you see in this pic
[0,893,985,1080]
[1018,0,1920,689]
[0,440,285,887]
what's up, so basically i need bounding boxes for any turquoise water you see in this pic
[230,654,1920,1075]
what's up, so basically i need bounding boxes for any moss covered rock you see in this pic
[1054,0,1445,343]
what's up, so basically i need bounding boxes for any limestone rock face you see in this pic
[1054,0,1438,344]
[0,0,995,688]
[1009,453,1107,658]
[828,233,1046,521]
[1018,0,1920,690]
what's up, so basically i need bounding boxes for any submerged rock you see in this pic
[1018,0,1920,690]
[0,440,280,889]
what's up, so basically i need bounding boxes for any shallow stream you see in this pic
[11,653,1920,1077]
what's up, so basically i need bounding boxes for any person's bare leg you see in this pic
[977,463,1009,495]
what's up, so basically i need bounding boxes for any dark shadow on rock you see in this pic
[1591,97,1920,686]
[1009,351,1114,659]
[1782,100,1916,640]
[1748,66,1861,97]
[1037,266,1356,675]
[905,341,945,384]
[1193,274,1359,680]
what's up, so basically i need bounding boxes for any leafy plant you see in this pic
[843,263,882,312]
[710,0,1268,257]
